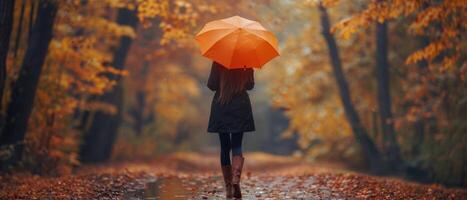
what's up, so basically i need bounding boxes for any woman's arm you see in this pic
[245,68,254,90]
[207,62,220,91]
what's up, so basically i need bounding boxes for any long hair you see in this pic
[217,63,250,105]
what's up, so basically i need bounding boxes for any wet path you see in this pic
[118,152,346,199]
[123,174,346,199]
[1,152,465,199]
[124,177,199,199]
[115,153,464,200]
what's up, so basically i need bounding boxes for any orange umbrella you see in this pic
[195,16,279,69]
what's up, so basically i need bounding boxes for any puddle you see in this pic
[125,177,199,200]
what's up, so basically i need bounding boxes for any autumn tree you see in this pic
[318,2,384,173]
[20,0,139,174]
[374,0,403,169]
[0,0,58,169]
[130,60,151,136]
[11,0,25,63]
[0,0,15,112]
[79,8,139,163]
[332,0,466,185]
[0,0,222,172]
[255,0,379,168]
[80,0,215,162]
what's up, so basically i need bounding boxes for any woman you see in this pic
[207,61,255,199]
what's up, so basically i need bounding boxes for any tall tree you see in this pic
[0,0,15,112]
[375,10,403,169]
[412,35,430,156]
[28,0,35,41]
[128,18,162,136]
[12,0,26,64]
[0,0,58,169]
[131,60,149,136]
[318,3,384,173]
[79,8,138,163]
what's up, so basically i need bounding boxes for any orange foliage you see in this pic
[7,0,218,173]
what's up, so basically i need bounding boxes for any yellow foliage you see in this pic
[137,0,217,46]
[16,0,138,173]
[263,4,355,158]
[147,63,200,135]
[331,0,465,67]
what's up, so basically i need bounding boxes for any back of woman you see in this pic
[207,61,255,133]
[206,61,255,198]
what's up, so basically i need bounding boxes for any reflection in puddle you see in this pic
[125,177,198,200]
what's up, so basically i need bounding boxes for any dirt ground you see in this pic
[1,152,466,199]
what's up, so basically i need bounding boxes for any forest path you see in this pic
[1,152,466,199]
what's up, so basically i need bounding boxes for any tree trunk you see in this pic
[0,0,15,113]
[13,0,26,62]
[375,14,403,169]
[318,3,384,173]
[0,0,57,169]
[129,17,162,136]
[412,36,429,156]
[131,61,149,136]
[28,0,35,41]
[79,8,138,163]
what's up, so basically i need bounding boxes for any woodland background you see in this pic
[0,0,465,189]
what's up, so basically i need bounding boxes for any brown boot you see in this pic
[221,165,233,198]
[232,155,244,199]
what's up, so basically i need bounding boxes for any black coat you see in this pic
[207,62,255,133]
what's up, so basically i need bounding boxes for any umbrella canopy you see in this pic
[195,16,279,69]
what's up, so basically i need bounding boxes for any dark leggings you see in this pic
[218,132,244,166]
